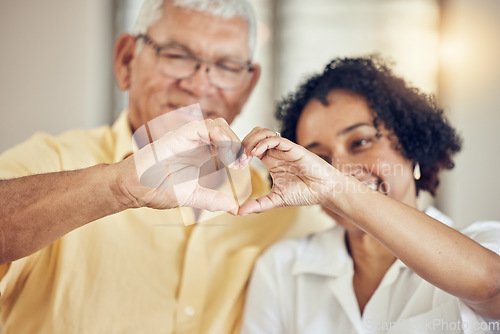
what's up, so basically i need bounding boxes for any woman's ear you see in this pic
[113,34,136,91]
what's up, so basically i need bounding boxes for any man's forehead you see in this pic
[148,3,250,59]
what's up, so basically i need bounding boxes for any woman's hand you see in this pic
[238,127,340,215]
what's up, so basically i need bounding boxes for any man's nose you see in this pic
[178,62,216,96]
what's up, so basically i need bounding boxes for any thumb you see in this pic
[238,194,280,216]
[192,186,239,215]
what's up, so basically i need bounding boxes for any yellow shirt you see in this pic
[0,111,331,334]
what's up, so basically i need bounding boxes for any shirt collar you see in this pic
[424,205,454,227]
[292,224,352,277]
[291,206,454,277]
[112,109,135,163]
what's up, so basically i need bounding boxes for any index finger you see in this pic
[241,127,281,164]
[204,118,245,168]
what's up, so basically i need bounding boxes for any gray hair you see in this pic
[133,0,257,58]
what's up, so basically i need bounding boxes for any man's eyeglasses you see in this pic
[136,34,254,90]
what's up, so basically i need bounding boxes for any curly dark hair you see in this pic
[276,54,462,196]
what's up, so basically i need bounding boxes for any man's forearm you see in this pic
[0,164,129,264]
[0,119,247,264]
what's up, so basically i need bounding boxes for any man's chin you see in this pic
[201,112,220,120]
[164,103,220,121]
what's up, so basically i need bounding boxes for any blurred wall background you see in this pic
[0,0,114,149]
[0,0,499,228]
[436,0,500,229]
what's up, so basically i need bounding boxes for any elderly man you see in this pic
[0,0,328,333]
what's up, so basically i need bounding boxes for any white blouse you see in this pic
[241,207,500,334]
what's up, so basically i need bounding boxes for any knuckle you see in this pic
[191,119,205,129]
[213,127,224,136]
[215,117,228,126]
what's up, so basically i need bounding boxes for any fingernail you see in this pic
[238,154,247,168]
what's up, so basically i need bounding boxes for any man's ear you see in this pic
[237,62,261,110]
[113,34,136,91]
[246,63,261,97]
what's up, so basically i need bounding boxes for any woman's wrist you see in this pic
[319,170,351,211]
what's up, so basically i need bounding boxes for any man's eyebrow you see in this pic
[160,40,192,51]
[158,40,247,61]
[337,123,372,136]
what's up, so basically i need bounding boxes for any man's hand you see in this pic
[115,118,246,215]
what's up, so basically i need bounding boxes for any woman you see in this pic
[238,56,500,333]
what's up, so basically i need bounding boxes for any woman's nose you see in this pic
[332,155,365,178]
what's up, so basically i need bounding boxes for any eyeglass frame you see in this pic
[135,34,254,90]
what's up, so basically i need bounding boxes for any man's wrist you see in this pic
[104,161,143,211]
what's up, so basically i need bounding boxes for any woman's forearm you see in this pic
[324,175,500,319]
